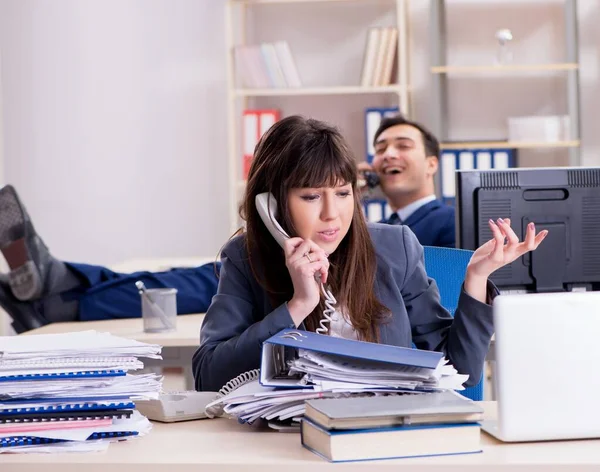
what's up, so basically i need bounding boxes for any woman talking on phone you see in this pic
[192,115,547,392]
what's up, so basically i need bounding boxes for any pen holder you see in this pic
[141,288,178,333]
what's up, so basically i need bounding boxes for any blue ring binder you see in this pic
[0,431,139,448]
[0,370,127,382]
[0,401,136,416]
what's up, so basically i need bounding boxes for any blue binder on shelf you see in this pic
[362,198,391,223]
[260,328,444,388]
[364,107,400,163]
[440,147,518,204]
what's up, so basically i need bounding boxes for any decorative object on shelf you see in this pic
[494,28,514,65]
[507,115,571,143]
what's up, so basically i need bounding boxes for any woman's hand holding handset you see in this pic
[284,238,329,327]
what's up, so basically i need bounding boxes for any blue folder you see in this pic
[260,328,444,388]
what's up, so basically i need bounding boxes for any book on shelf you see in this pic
[360,27,398,87]
[234,41,302,89]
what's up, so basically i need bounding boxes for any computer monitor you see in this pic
[455,166,600,294]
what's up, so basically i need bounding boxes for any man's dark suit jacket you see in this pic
[382,199,455,248]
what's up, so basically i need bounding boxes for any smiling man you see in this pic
[360,115,455,248]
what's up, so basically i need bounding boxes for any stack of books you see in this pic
[234,41,302,89]
[360,27,398,87]
[300,391,483,462]
[206,329,473,432]
[0,330,162,453]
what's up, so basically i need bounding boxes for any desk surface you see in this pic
[21,313,205,347]
[4,402,600,471]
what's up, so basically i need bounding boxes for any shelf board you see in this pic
[431,63,579,74]
[230,0,392,4]
[234,85,403,97]
[440,140,580,150]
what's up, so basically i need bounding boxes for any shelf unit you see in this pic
[429,0,582,166]
[225,0,411,233]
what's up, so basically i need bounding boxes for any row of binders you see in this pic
[206,328,483,461]
[0,330,162,453]
[234,41,302,89]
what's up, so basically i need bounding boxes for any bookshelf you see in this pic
[225,0,412,233]
[429,0,582,166]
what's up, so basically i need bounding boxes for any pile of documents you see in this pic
[0,330,162,453]
[206,328,470,431]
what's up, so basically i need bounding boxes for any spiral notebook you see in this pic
[0,370,127,382]
[0,431,138,448]
[0,356,142,369]
[0,401,136,416]
[0,409,134,423]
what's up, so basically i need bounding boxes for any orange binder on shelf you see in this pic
[243,109,280,179]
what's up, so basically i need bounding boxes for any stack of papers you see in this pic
[207,328,470,431]
[0,330,162,453]
[289,349,467,391]
[206,379,419,430]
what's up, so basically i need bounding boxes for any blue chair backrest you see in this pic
[422,246,484,401]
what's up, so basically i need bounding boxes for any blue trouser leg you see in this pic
[63,262,221,321]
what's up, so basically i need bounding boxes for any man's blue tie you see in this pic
[387,212,402,225]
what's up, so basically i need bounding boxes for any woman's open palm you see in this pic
[467,218,548,278]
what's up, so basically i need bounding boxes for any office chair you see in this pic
[422,245,484,402]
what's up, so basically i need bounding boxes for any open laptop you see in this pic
[482,291,600,442]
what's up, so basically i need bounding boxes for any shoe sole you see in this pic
[0,185,43,300]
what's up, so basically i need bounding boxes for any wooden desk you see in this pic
[4,402,600,471]
[21,314,205,390]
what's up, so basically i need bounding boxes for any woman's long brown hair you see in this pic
[239,115,390,342]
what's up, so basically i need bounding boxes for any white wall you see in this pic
[0,0,598,266]
[0,0,229,265]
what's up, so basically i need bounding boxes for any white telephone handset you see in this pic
[255,192,337,335]
[255,192,291,249]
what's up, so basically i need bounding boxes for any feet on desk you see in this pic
[0,184,53,301]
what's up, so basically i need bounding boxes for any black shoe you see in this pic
[0,277,47,333]
[0,185,52,301]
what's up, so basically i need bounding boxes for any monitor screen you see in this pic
[455,167,600,293]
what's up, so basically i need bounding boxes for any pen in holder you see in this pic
[136,281,177,333]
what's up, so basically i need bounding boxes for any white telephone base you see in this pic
[136,390,219,423]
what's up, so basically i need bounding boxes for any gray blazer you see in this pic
[193,223,495,392]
